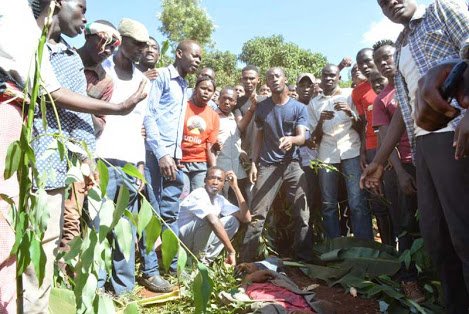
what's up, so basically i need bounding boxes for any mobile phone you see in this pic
[441,61,467,102]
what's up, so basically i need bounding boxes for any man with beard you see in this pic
[136,36,160,81]
[240,67,313,263]
[178,168,251,265]
[142,39,202,292]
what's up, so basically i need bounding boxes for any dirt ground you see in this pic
[138,267,379,314]
[285,267,379,314]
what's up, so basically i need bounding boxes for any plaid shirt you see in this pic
[394,0,469,159]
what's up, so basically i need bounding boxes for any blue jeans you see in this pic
[139,151,184,276]
[96,159,139,295]
[181,161,207,197]
[319,156,372,240]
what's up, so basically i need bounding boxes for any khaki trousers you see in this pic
[23,188,64,314]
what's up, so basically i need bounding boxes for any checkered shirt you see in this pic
[394,0,469,160]
[33,39,95,190]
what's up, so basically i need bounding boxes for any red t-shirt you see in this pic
[181,101,220,163]
[352,82,378,150]
[372,84,412,164]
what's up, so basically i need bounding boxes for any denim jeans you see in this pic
[239,161,313,263]
[96,159,139,296]
[319,156,372,240]
[181,161,207,198]
[139,151,184,276]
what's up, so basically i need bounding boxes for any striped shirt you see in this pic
[394,0,469,159]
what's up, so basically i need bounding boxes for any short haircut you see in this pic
[205,166,226,178]
[322,63,339,74]
[372,39,395,53]
[195,74,216,90]
[356,48,373,60]
[242,65,259,74]
[148,36,160,49]
[176,39,199,52]
[220,86,236,97]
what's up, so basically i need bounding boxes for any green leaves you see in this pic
[177,247,188,280]
[161,229,179,273]
[115,218,133,262]
[137,199,153,237]
[49,288,76,314]
[193,262,213,314]
[121,163,145,183]
[96,159,109,197]
[159,0,215,48]
[145,216,162,255]
[239,35,327,82]
[29,237,46,286]
[3,141,21,179]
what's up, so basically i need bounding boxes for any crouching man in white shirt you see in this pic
[178,167,251,265]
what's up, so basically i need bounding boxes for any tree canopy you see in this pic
[159,0,215,49]
[200,50,240,88]
[239,35,327,84]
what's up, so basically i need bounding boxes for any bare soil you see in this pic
[285,267,380,314]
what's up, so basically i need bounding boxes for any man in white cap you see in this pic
[93,17,150,295]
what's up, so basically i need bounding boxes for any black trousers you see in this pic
[416,132,469,314]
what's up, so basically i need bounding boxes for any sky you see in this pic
[70,0,434,72]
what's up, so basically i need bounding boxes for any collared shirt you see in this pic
[394,0,469,158]
[33,40,96,190]
[308,88,361,164]
[144,64,189,160]
[178,187,239,229]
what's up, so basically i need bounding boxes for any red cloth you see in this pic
[352,82,378,150]
[181,101,220,163]
[246,283,315,313]
[372,84,412,164]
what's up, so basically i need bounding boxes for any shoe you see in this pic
[401,281,425,303]
[139,274,173,293]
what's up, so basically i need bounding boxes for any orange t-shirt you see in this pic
[352,82,378,150]
[181,101,220,163]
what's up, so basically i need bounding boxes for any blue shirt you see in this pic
[144,64,189,160]
[254,97,308,165]
[394,0,469,159]
[33,40,95,190]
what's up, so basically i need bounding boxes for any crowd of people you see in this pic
[0,0,468,313]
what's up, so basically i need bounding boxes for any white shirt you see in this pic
[0,0,60,94]
[95,56,149,163]
[308,88,361,164]
[399,44,453,137]
[178,188,239,229]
